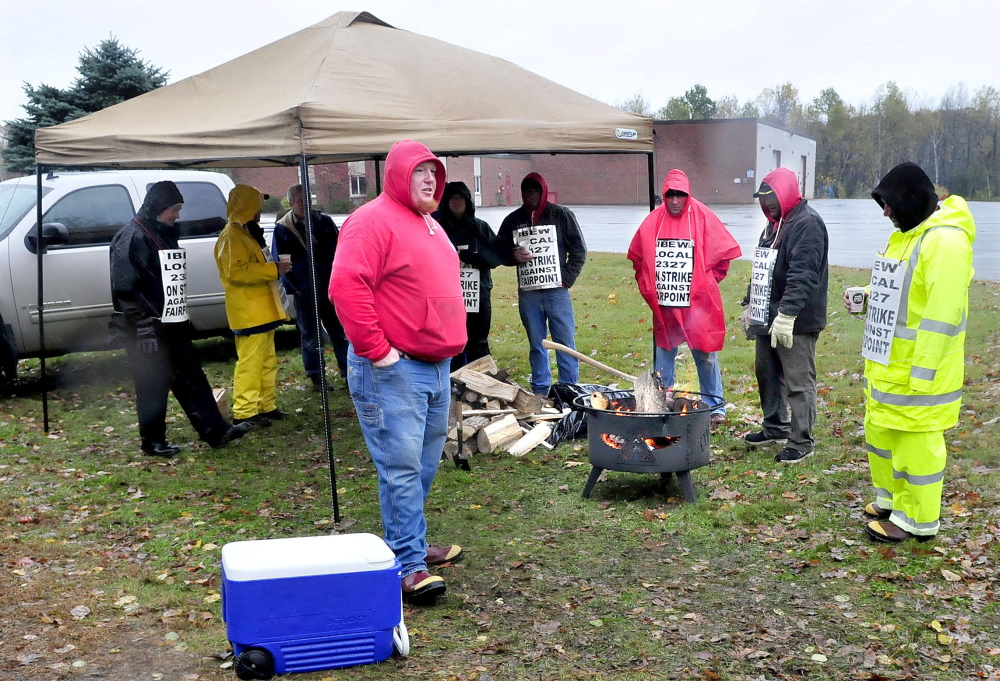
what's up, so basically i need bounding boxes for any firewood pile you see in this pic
[445,355,566,459]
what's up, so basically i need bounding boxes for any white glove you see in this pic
[769,312,796,349]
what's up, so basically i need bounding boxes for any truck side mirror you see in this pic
[26,222,70,254]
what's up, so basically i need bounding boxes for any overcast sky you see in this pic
[2,0,998,125]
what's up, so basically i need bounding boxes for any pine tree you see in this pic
[2,37,167,173]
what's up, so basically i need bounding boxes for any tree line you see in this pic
[617,82,1000,200]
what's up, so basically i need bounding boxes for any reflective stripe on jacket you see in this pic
[864,195,976,431]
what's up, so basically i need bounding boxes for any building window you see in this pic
[348,161,366,198]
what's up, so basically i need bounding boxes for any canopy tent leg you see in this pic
[35,165,50,432]
[299,152,340,523]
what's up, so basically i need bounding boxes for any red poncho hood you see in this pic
[628,170,741,352]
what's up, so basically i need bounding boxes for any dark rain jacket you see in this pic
[109,181,185,337]
[744,168,829,336]
[272,209,339,300]
[431,181,504,292]
[496,173,588,289]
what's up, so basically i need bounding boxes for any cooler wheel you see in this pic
[393,619,410,657]
[234,647,274,680]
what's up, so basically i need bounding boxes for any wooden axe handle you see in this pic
[541,339,637,383]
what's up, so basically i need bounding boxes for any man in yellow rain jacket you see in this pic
[848,162,975,542]
[215,184,291,428]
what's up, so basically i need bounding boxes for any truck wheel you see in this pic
[234,648,274,680]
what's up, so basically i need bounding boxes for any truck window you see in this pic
[42,184,135,248]
[150,181,227,239]
[0,183,51,241]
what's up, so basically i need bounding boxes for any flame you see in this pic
[600,433,625,449]
[644,436,681,449]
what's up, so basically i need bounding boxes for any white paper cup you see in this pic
[846,287,867,314]
[278,254,291,264]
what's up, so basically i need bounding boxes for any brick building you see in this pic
[232,118,815,211]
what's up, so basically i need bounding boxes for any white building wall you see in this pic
[755,123,817,199]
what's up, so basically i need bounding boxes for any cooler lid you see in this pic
[221,533,397,581]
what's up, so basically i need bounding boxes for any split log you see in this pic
[450,355,498,380]
[507,423,553,456]
[512,389,543,415]
[461,370,520,403]
[458,408,518,417]
[476,414,522,453]
[507,423,554,455]
[463,390,482,404]
[485,399,502,410]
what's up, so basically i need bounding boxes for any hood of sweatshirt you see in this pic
[760,167,802,221]
[871,162,939,232]
[383,139,446,214]
[521,172,549,225]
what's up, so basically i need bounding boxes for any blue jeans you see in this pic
[346,346,450,577]
[654,344,725,414]
[518,287,579,394]
[294,292,349,380]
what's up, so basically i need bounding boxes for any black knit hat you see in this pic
[871,162,938,232]
[138,181,185,222]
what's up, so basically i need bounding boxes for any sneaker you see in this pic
[774,447,813,463]
[710,413,726,431]
[208,421,253,449]
[744,431,788,446]
[864,502,891,520]
[259,409,288,421]
[426,544,464,566]
[401,571,446,605]
[234,414,270,428]
[141,440,180,457]
[865,520,933,543]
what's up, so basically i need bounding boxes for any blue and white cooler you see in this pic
[221,533,408,680]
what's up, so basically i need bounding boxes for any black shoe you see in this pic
[141,440,180,457]
[259,409,288,421]
[208,421,254,449]
[744,431,788,446]
[234,414,271,428]
[774,447,813,463]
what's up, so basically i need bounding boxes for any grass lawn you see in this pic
[1,255,998,680]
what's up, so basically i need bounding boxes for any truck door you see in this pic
[12,183,135,354]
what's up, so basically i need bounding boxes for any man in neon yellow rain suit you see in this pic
[850,162,975,543]
[215,184,291,428]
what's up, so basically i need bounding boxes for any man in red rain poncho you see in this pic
[628,169,741,425]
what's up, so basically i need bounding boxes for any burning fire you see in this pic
[601,433,626,449]
[643,436,681,449]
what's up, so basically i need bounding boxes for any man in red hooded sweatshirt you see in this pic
[329,140,467,605]
[742,168,829,463]
[628,169,741,425]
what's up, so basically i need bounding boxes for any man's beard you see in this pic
[417,196,439,213]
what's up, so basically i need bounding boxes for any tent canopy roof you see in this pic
[34,11,652,168]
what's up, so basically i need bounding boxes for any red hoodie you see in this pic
[329,140,467,362]
[627,169,742,352]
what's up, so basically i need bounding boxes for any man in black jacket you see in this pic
[742,168,829,463]
[109,181,251,456]
[496,173,587,395]
[432,181,504,370]
[272,184,349,390]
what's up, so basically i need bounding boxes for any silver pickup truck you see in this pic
[0,170,238,386]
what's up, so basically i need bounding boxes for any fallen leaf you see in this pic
[811,653,828,662]
[940,569,962,582]
[70,605,90,619]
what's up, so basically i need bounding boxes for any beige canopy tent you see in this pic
[35,11,652,167]
[31,11,655,516]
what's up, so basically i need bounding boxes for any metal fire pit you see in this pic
[573,390,714,503]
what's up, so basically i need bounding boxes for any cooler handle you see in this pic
[393,618,410,657]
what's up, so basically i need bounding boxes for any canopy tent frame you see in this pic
[29,10,657,524]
